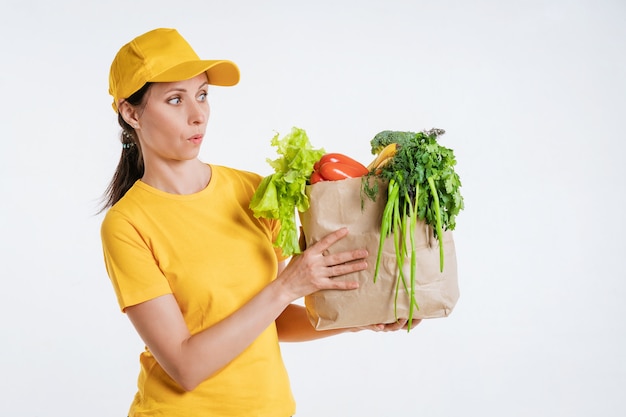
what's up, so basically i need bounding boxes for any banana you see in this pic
[373,156,394,173]
[367,143,397,171]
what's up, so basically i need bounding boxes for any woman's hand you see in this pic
[276,227,368,302]
[356,318,423,332]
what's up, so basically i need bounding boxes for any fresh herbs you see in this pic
[363,128,464,327]
[249,127,325,256]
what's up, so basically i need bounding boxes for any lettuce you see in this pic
[250,127,325,256]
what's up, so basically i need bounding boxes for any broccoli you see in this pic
[369,128,446,154]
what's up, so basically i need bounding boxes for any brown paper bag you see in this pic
[300,177,459,330]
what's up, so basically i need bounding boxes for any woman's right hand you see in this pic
[276,227,368,302]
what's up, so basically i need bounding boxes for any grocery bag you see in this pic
[300,177,459,330]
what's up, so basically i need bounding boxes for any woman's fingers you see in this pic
[406,318,422,330]
[315,229,368,289]
[321,276,360,291]
[311,227,350,255]
[279,227,369,298]
[322,248,368,267]
[383,319,407,331]
[355,318,421,332]
[312,228,368,267]
[325,256,368,278]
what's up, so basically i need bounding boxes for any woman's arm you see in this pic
[275,302,422,342]
[125,227,367,392]
[275,303,354,342]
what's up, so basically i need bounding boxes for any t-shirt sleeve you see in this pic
[269,218,290,263]
[101,209,172,312]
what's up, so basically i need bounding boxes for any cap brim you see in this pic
[150,60,240,86]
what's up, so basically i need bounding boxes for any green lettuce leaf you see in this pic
[250,127,325,256]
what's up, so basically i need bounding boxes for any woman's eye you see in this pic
[168,97,181,105]
[198,92,208,102]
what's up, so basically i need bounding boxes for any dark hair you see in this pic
[100,83,152,212]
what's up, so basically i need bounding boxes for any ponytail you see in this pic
[99,83,152,212]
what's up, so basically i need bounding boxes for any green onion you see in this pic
[364,129,464,332]
[427,177,444,273]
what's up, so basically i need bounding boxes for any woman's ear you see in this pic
[118,100,140,128]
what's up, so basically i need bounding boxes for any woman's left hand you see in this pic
[356,318,422,332]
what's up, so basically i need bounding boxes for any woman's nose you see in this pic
[188,101,208,125]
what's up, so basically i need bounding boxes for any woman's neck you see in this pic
[141,159,212,195]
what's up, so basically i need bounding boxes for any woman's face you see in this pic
[135,73,210,165]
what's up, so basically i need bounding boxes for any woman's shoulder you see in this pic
[100,181,156,228]
[211,165,265,187]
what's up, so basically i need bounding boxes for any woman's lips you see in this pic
[188,134,203,145]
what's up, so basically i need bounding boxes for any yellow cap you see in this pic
[108,28,240,111]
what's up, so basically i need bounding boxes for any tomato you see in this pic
[314,153,368,172]
[309,171,324,184]
[319,162,368,181]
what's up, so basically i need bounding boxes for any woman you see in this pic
[101,28,414,416]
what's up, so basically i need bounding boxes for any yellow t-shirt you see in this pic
[101,165,296,417]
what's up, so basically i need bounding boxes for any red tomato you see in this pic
[319,162,368,181]
[309,171,324,184]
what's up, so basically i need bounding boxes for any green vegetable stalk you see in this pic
[250,127,325,256]
[364,128,464,328]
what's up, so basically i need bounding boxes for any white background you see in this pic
[1,1,624,416]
